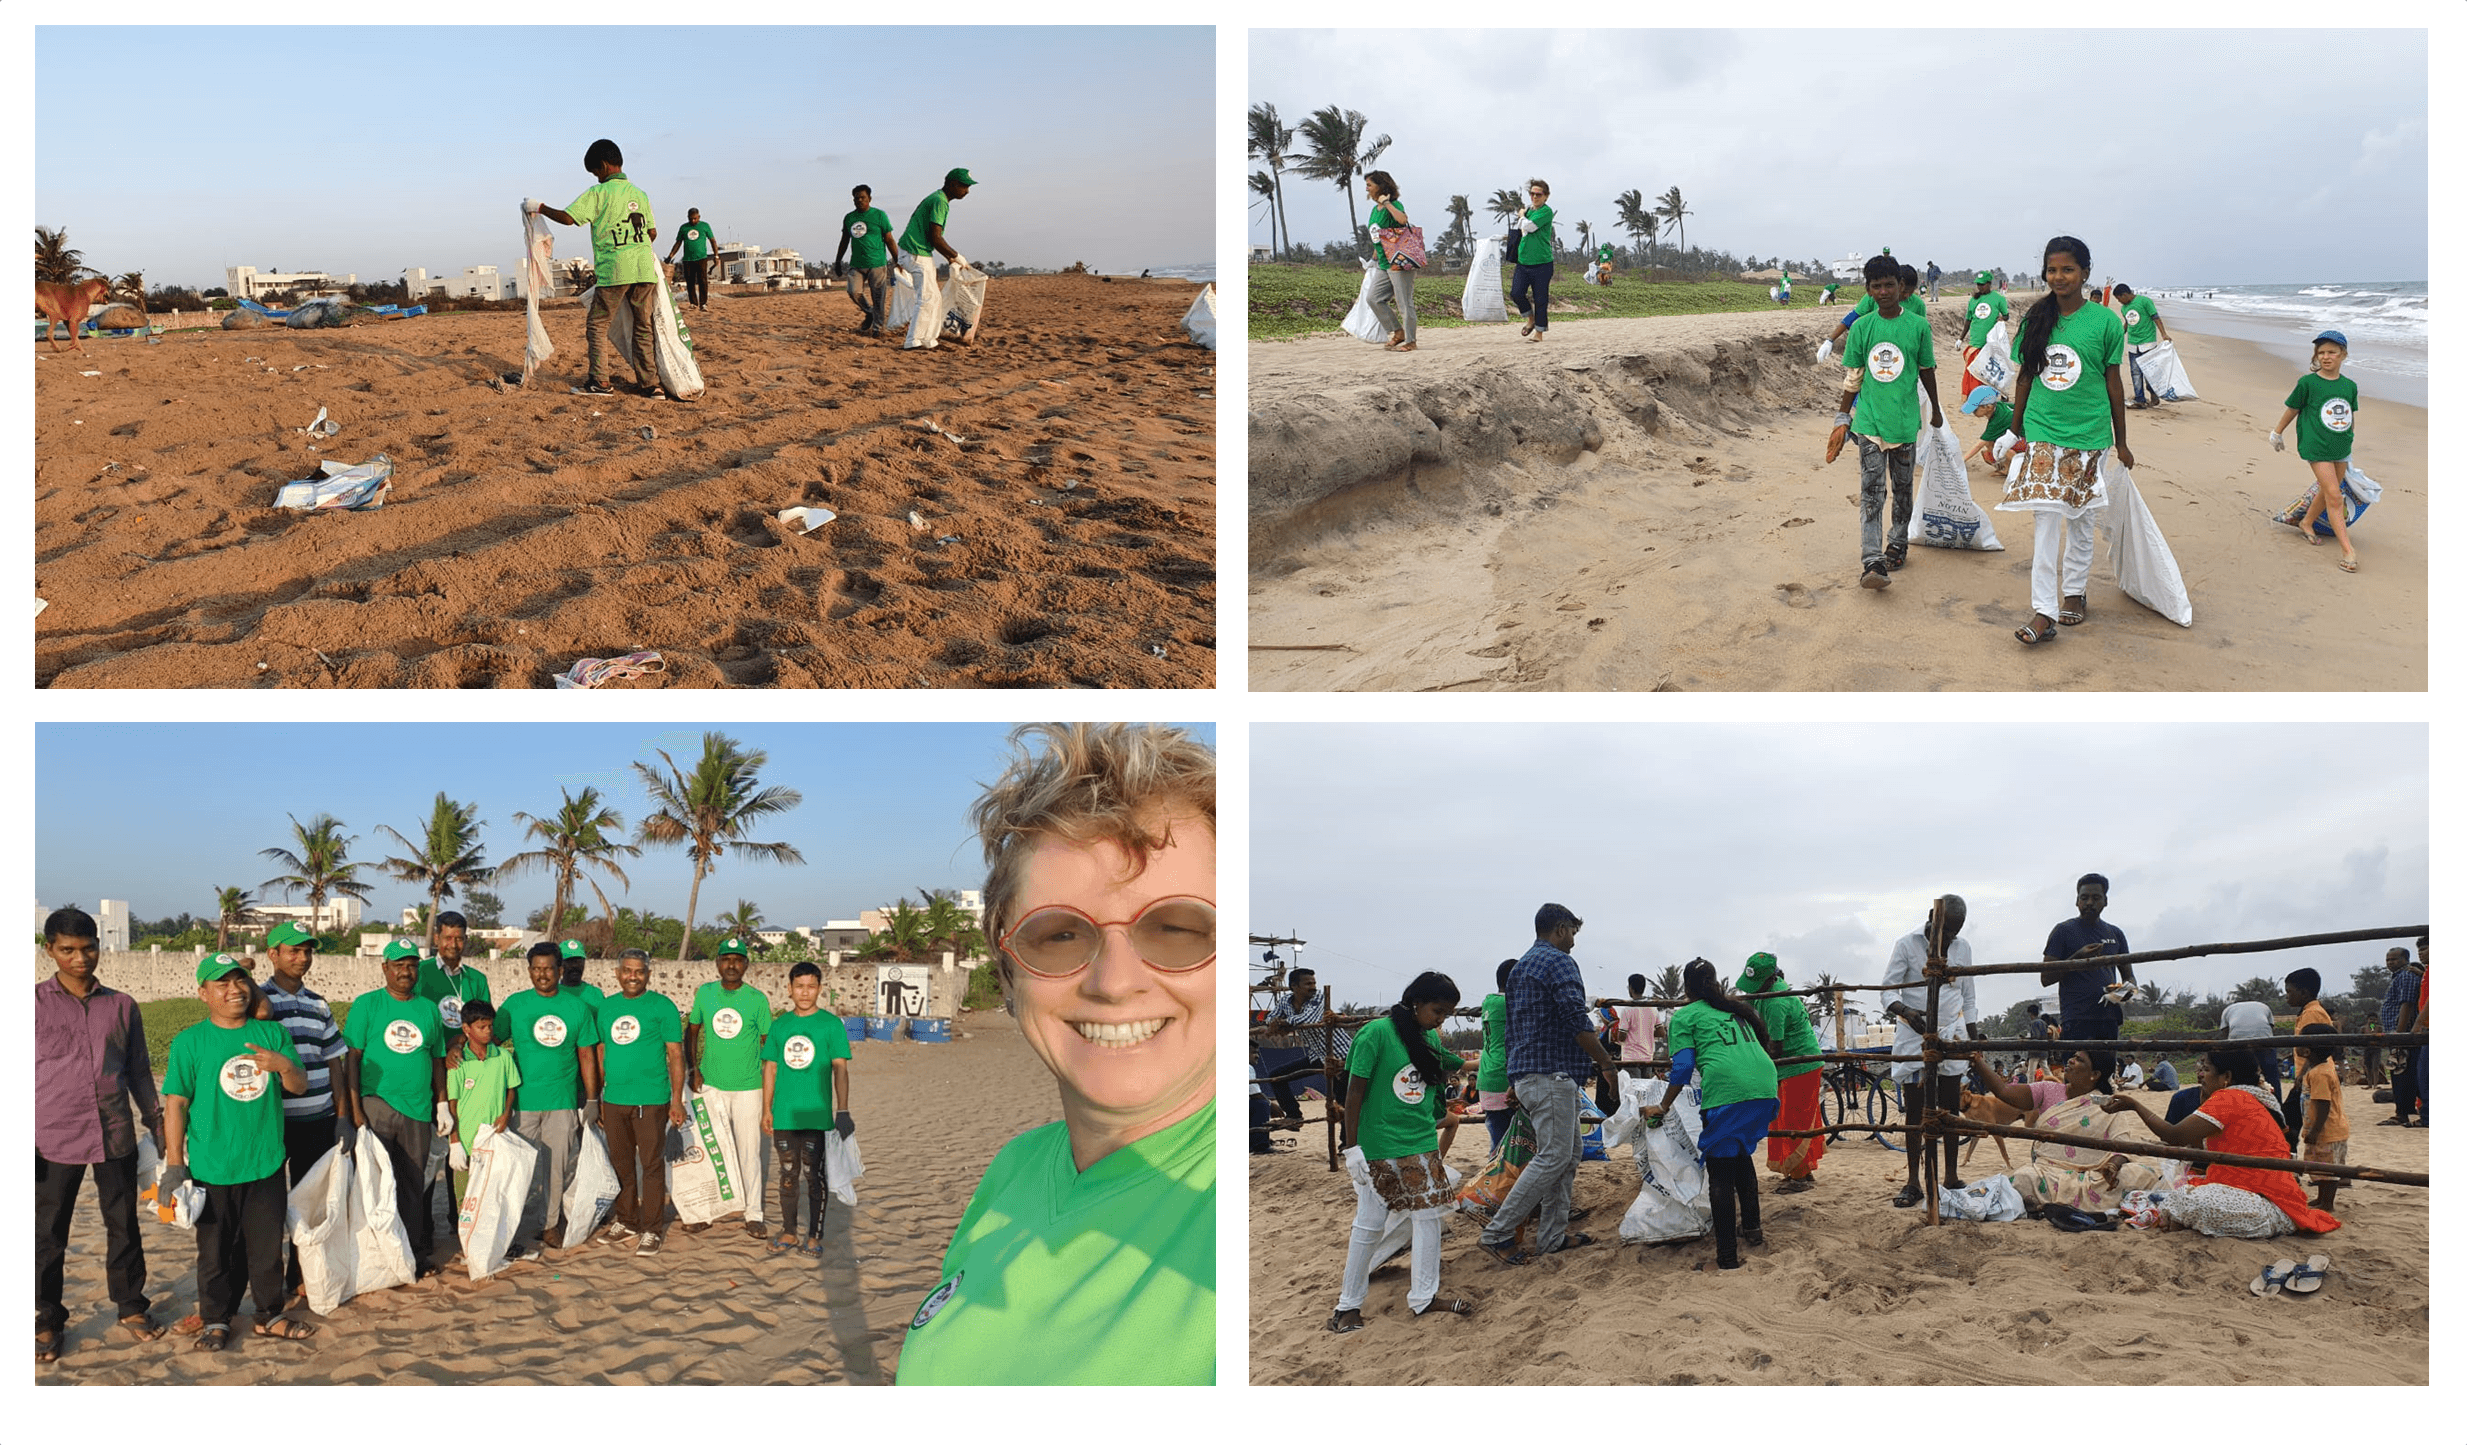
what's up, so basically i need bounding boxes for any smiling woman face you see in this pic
[1007,813,1215,1166]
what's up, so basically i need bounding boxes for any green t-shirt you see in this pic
[1368,203,1399,272]
[494,988,602,1112]
[900,190,952,258]
[1843,305,1936,445]
[2285,371,2359,462]
[1735,977,1824,1082]
[1965,290,2009,347]
[1983,400,2016,444]
[595,991,683,1107]
[690,981,775,1092]
[415,960,493,1032]
[1854,291,1928,318]
[446,1046,522,1152]
[1477,993,1509,1093]
[566,173,660,287]
[841,207,895,270]
[2118,294,2159,345]
[761,1010,853,1128]
[2012,301,2124,449]
[342,989,446,1123]
[566,981,605,1008]
[1345,1016,1462,1162]
[1667,1001,1779,1111]
[1516,204,1555,266]
[676,218,716,262]
[896,1103,1215,1386]
[1598,245,1616,264]
[164,1019,302,1186]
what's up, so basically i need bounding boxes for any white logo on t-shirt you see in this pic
[2320,398,2354,433]
[784,1036,817,1071]
[1866,342,1906,384]
[2040,343,2084,391]
[2124,307,2144,328]
[850,221,869,238]
[533,1015,568,1048]
[219,1054,270,1102]
[1390,1065,1428,1106]
[713,1007,745,1040]
[1973,301,1992,320]
[609,1016,642,1047]
[912,1273,962,1329]
[384,1019,425,1055]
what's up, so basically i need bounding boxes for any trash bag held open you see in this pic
[582,275,707,399]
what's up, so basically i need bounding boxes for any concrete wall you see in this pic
[34,950,979,1019]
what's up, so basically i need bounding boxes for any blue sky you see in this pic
[38,722,1212,929]
[36,26,1213,288]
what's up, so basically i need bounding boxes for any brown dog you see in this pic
[1957,1085,2025,1172]
[36,277,112,353]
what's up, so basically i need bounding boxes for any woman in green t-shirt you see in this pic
[1330,971,1469,1332]
[1644,960,1780,1271]
[1362,170,1418,353]
[2271,331,2362,573]
[1999,234,2134,646]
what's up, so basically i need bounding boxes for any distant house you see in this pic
[1248,244,1272,264]
[1828,254,1870,281]
[716,243,811,287]
[225,265,358,300]
[405,264,515,302]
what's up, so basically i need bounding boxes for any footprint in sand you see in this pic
[1776,582,1818,609]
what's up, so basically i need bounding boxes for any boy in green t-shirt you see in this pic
[687,937,775,1238]
[2112,284,2171,408]
[2272,329,2362,573]
[1508,178,1556,341]
[1827,254,1941,590]
[831,184,902,338]
[1960,384,2016,469]
[760,962,854,1253]
[531,137,668,398]
[443,1000,520,1210]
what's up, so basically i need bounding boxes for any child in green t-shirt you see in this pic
[1827,253,1941,590]
[1330,972,1467,1332]
[444,1001,521,1204]
[1960,384,2015,469]
[2271,330,2362,574]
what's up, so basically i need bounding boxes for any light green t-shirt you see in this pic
[1345,1016,1462,1162]
[896,1103,1215,1386]
[343,989,446,1123]
[1983,400,2016,444]
[566,173,660,287]
[2119,294,2160,345]
[841,207,894,270]
[415,959,493,1032]
[2285,371,2359,462]
[494,988,601,1112]
[690,981,775,1092]
[2012,301,2124,449]
[1668,1001,1779,1112]
[900,190,952,257]
[676,219,716,262]
[1965,290,2009,347]
[446,1046,522,1152]
[595,991,683,1107]
[1843,305,1936,445]
[164,1019,302,1186]
[761,1010,853,1128]
[1477,993,1509,1093]
[1598,244,1616,264]
[1516,204,1555,266]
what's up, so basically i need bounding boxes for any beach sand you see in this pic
[1248,1082,2428,1386]
[35,277,1215,688]
[36,1010,1056,1385]
[1248,306,2422,691]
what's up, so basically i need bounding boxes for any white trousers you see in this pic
[2031,509,2098,619]
[706,1086,768,1221]
[902,253,942,350]
[1336,1173,1446,1314]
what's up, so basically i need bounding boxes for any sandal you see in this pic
[253,1314,316,1341]
[2015,616,2058,646]
[2338,553,2358,574]
[1415,1298,1475,1319]
[1884,545,1909,572]
[36,1330,61,1364]
[193,1324,230,1353]
[770,1232,802,1253]
[805,1233,828,1256]
[1740,1228,1765,1247]
[745,1219,771,1239]
[2283,1255,2331,1296]
[2059,596,2087,626]
[171,1313,204,1336]
[1892,1183,1924,1208]
[1326,1308,1366,1334]
[117,1313,164,1343]
[1548,1232,1597,1253]
[1475,1238,1531,1268]
[2251,1259,2297,1297]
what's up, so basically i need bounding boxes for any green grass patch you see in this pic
[1248,262,1861,341]
[140,996,356,1074]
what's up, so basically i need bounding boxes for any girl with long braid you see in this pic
[1329,972,1473,1331]
[1644,959,1780,1271]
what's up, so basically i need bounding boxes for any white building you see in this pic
[257,898,363,933]
[226,265,358,300]
[716,243,811,287]
[1828,254,1870,281]
[405,264,515,302]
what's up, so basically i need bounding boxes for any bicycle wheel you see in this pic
[1865,1075,1906,1152]
[1818,1070,1852,1133]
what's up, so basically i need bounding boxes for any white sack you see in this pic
[1461,236,1509,323]
[1966,321,2018,398]
[885,260,987,343]
[561,1122,621,1242]
[1619,1077,1714,1245]
[2097,456,2194,627]
[824,1131,865,1207]
[1599,1074,1647,1150]
[287,1140,358,1315]
[456,1124,538,1280]
[666,1091,748,1226]
[1937,1174,2027,1222]
[1179,284,1217,350]
[1912,415,2005,550]
[2129,339,2198,401]
[1341,261,1391,345]
[349,1126,419,1295]
[2344,464,2383,505]
[521,206,557,386]
[584,276,706,398]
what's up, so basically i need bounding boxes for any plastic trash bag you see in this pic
[1912,416,2005,550]
[1599,1076,1647,1151]
[1619,1078,1713,1245]
[349,1126,419,1295]
[1455,1108,1539,1224]
[285,296,355,329]
[824,1132,864,1207]
[1937,1174,2027,1222]
[274,455,393,512]
[561,1123,621,1243]
[665,1091,746,1227]
[2128,340,2197,401]
[135,1135,163,1203]
[1461,236,1509,323]
[1366,1164,1462,1272]
[1341,261,1391,346]
[584,278,706,399]
[1967,322,2018,398]
[2096,455,2194,627]
[287,1139,358,1314]
[2274,465,2379,537]
[1180,284,1217,350]
[456,1123,538,1279]
[884,260,988,342]
[1579,1099,1610,1162]
[521,205,558,386]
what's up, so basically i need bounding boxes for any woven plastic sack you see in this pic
[1620,1078,1712,1244]
[1179,284,1216,349]
[1938,1174,2026,1222]
[287,1139,357,1314]
[2097,456,2194,627]
[1455,1108,1538,1222]
[2128,339,2197,401]
[1912,417,2004,549]
[584,277,706,398]
[348,1126,419,1295]
[1340,261,1391,346]
[1461,236,1509,322]
[457,1124,538,1280]
[2273,465,2379,537]
[665,1091,746,1226]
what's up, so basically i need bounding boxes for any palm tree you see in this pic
[259,813,376,936]
[713,898,765,943]
[1576,220,1594,258]
[35,226,90,285]
[856,900,933,963]
[1809,971,1842,1026]
[1486,188,1524,225]
[1246,102,1296,259]
[110,271,147,318]
[212,886,263,952]
[633,732,806,962]
[499,785,639,940]
[1655,186,1692,270]
[1442,194,1474,259]
[378,793,491,949]
[1293,106,1390,260]
[915,891,987,961]
[1248,171,1281,255]
[1614,190,1658,271]
[1652,964,1685,1002]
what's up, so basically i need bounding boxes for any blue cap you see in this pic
[1960,384,2001,415]
[2312,330,2348,350]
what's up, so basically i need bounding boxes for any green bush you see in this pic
[962,964,1005,1012]
[1248,261,1861,342]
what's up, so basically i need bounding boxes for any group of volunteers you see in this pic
[528,136,983,396]
[1352,173,1563,353]
[1314,876,2380,1331]
[1819,235,2370,645]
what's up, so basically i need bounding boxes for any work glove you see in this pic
[435,1114,454,1139]
[1342,1144,1372,1189]
[579,1098,601,1130]
[949,253,968,269]
[522,198,542,217]
[2268,430,2286,452]
[835,1111,857,1140]
[1816,339,1834,364]
[1992,432,2020,463]
[156,1163,191,1199]
[449,1140,469,1172]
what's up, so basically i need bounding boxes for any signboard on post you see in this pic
[876,965,929,1018]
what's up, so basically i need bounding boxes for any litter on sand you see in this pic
[639,426,656,441]
[36,598,49,617]
[301,406,341,439]
[273,455,394,511]
[934,534,960,547]
[555,650,666,689]
[1179,284,1217,349]
[908,510,928,530]
[778,506,836,533]
[79,370,101,378]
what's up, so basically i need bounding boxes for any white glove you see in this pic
[435,1114,453,1138]
[1992,432,2020,463]
[522,197,542,217]
[1342,1144,1372,1189]
[449,1140,469,1172]
[2268,430,2285,452]
[1816,339,1834,364]
[1517,216,1538,235]
[949,253,968,269]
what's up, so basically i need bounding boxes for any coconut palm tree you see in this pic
[377,793,491,949]
[1655,186,1692,270]
[1248,171,1281,255]
[260,813,376,936]
[1487,188,1524,225]
[498,785,638,940]
[110,271,147,318]
[633,731,806,962]
[1575,220,1594,258]
[1809,971,1842,1026]
[1442,195,1474,259]
[857,900,933,963]
[35,226,90,285]
[1246,102,1296,259]
[915,891,987,961]
[1652,963,1685,1002]
[212,886,264,952]
[1614,190,1658,271]
[1293,106,1390,260]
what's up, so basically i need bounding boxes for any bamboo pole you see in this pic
[1921,897,1945,1226]
[1923,1111,2429,1188]
[1937,925,2426,981]
[1759,1034,2426,1071]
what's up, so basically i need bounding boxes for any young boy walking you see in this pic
[531,138,667,398]
[1827,254,1941,590]
[443,1001,521,1212]
[760,962,854,1254]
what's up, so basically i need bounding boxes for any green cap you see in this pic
[383,939,423,962]
[265,920,314,947]
[1975,271,1993,285]
[945,167,977,187]
[558,938,587,960]
[197,952,249,984]
[717,937,750,958]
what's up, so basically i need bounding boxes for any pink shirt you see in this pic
[1617,1006,1662,1063]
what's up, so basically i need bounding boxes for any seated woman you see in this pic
[2099,1048,2342,1239]
[1967,1050,2158,1215]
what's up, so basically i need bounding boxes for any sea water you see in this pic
[1143,261,1215,283]
[2148,281,2426,407]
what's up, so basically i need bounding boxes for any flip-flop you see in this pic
[805,1233,827,1256]
[1325,1308,1366,1334]
[171,1313,204,1336]
[1548,1232,1598,1253]
[2251,1259,2297,1297]
[769,1233,801,1253]
[2338,554,2359,574]
[117,1313,164,1342]
[2283,1255,2331,1296]
[1476,1238,1531,1268]
[252,1314,316,1341]
[1414,1298,1475,1319]
[192,1324,230,1353]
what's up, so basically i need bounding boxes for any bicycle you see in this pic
[1819,1055,1905,1152]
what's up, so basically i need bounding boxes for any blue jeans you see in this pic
[1478,1072,1580,1253]
[1510,261,1555,332]
[2127,345,2155,405]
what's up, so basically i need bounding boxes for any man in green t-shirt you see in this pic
[595,952,685,1255]
[561,938,605,1006]
[495,941,603,1254]
[1508,178,1556,341]
[687,937,775,1239]
[665,207,719,313]
[2111,284,2172,408]
[532,137,668,398]
[162,953,311,1348]
[898,168,977,351]
[761,962,854,1250]
[1962,271,2008,392]
[831,184,903,338]
[341,940,449,1275]
[1829,254,1941,591]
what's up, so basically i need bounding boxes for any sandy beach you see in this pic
[36,1009,1056,1385]
[35,276,1216,688]
[1249,1082,2429,1386]
[1248,304,2423,691]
